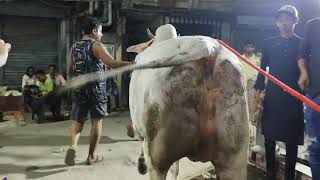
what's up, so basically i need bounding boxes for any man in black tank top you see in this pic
[65,17,133,166]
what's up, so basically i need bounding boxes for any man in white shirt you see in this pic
[22,66,40,90]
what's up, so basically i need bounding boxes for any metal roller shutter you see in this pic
[1,15,58,88]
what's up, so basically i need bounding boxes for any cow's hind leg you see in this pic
[142,139,170,180]
[216,166,246,180]
[148,166,169,180]
[169,160,179,179]
[213,150,247,180]
[138,142,148,175]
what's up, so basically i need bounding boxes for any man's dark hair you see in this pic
[26,66,35,74]
[48,64,57,70]
[80,16,101,36]
[35,70,45,76]
[244,40,254,46]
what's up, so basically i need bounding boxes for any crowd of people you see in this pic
[21,62,121,123]
[22,64,66,123]
[242,5,320,180]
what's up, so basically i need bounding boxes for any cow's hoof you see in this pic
[138,157,147,175]
[127,124,135,138]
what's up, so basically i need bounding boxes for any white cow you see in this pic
[128,24,249,180]
[0,39,11,67]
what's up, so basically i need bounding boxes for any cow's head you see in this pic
[127,24,177,54]
[0,39,11,67]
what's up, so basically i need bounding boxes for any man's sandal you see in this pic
[86,155,104,165]
[65,148,76,166]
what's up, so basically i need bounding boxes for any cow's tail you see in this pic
[138,147,148,175]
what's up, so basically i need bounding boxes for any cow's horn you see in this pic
[147,28,155,39]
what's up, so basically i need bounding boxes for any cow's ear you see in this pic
[126,43,145,53]
[127,39,154,54]
[147,28,155,39]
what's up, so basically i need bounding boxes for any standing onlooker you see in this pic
[242,40,261,82]
[254,5,305,180]
[241,40,261,145]
[297,18,320,180]
[65,17,133,166]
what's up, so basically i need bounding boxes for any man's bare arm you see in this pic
[67,49,73,75]
[297,58,309,91]
[93,42,133,68]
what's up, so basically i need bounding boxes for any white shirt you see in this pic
[22,75,40,89]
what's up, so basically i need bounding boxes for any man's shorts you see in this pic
[71,90,108,122]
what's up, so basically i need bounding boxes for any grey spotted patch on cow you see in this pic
[146,103,160,141]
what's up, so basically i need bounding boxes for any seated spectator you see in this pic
[25,84,43,122]
[22,66,40,112]
[30,70,61,123]
[47,64,66,87]
[47,64,67,113]
[22,66,40,89]
[36,70,54,95]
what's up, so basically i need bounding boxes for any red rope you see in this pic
[218,39,320,113]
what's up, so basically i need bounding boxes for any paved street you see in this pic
[0,112,263,180]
